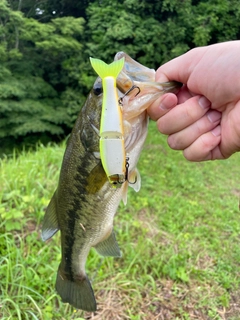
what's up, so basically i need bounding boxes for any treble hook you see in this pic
[115,157,137,185]
[118,85,141,106]
[125,157,137,184]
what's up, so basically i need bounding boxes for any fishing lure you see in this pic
[90,57,127,187]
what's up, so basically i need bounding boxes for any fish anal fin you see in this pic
[121,168,141,205]
[56,268,96,312]
[41,191,59,241]
[94,230,121,257]
[121,181,128,205]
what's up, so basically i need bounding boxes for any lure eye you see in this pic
[93,83,103,96]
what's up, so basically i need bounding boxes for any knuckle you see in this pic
[183,149,197,161]
[199,134,215,150]
[184,99,199,122]
[194,118,203,134]
[157,118,169,134]
[183,131,220,162]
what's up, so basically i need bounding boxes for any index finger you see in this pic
[155,47,208,84]
[147,93,177,121]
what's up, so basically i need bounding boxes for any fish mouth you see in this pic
[114,52,183,122]
[115,52,156,82]
[157,80,182,94]
[115,52,182,96]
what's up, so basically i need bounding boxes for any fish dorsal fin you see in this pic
[41,191,59,241]
[94,230,121,257]
[90,57,124,79]
[128,168,141,192]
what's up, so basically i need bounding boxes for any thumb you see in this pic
[155,47,208,84]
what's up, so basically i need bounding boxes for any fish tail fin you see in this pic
[55,267,97,312]
[90,57,124,79]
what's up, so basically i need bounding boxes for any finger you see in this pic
[155,70,169,82]
[157,95,211,135]
[168,110,222,150]
[183,126,223,161]
[156,69,194,105]
[156,47,208,87]
[177,85,194,104]
[147,93,177,121]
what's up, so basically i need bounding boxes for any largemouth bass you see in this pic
[41,52,181,312]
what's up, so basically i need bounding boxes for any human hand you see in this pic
[148,41,240,161]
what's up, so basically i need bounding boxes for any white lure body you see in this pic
[90,57,126,186]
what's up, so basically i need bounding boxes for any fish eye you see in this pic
[93,83,103,96]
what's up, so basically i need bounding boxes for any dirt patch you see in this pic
[225,290,240,319]
[81,279,240,320]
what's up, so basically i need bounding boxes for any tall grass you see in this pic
[1,122,240,319]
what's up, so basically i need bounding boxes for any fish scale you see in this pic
[41,52,182,312]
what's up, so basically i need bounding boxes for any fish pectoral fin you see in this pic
[86,162,108,194]
[128,168,141,192]
[41,191,59,241]
[56,268,96,312]
[94,230,121,257]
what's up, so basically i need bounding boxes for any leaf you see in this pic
[5,220,22,231]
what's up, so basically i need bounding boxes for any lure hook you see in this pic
[118,85,141,106]
[115,157,137,185]
[125,157,137,184]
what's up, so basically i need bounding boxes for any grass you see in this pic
[1,121,240,319]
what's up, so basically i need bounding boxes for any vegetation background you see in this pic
[1,0,240,150]
[1,0,240,319]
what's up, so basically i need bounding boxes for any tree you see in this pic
[0,0,86,147]
[85,0,240,68]
[1,0,240,151]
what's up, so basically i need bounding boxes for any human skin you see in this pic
[148,41,240,161]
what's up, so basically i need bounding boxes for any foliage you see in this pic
[85,0,240,67]
[0,0,86,147]
[1,0,240,149]
[0,122,240,318]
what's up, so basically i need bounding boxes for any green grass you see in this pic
[1,121,240,319]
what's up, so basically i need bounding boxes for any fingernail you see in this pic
[160,101,170,110]
[199,96,211,109]
[160,99,175,111]
[212,125,221,137]
[207,110,221,123]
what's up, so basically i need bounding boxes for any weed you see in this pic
[1,123,240,319]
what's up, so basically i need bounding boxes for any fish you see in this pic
[41,52,182,312]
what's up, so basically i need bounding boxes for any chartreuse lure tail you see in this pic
[90,57,126,187]
[90,57,124,80]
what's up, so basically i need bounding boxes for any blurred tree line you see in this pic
[1,0,240,149]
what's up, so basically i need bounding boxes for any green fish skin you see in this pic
[41,52,182,312]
